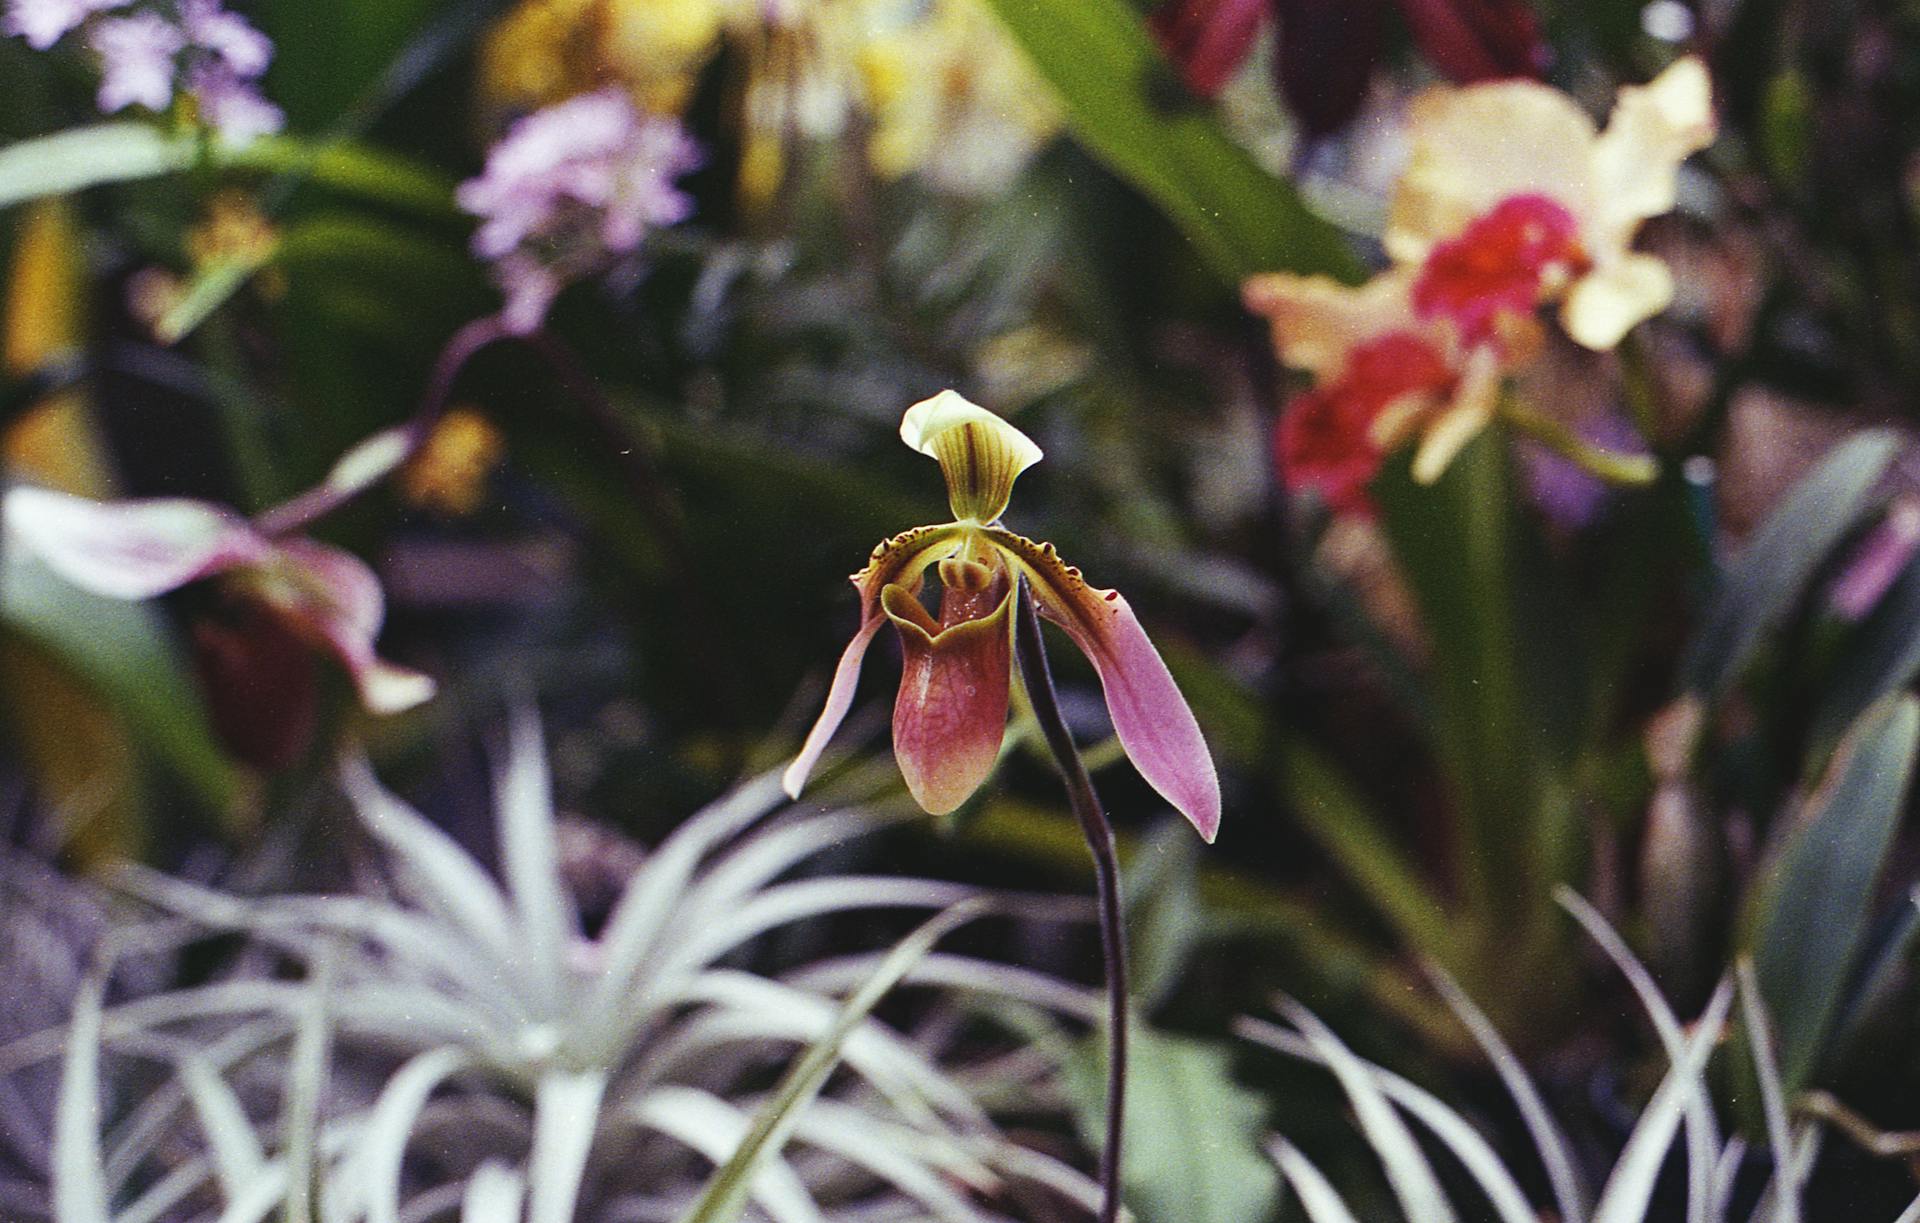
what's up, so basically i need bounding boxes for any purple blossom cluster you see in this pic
[5,0,281,143]
[456,88,700,333]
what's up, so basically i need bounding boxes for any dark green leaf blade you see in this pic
[1744,695,1919,1093]
[979,0,1361,285]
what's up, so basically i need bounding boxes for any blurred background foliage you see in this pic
[8,0,1920,1218]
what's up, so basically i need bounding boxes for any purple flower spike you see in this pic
[188,61,284,143]
[178,0,270,77]
[4,0,125,50]
[457,88,700,332]
[90,11,183,113]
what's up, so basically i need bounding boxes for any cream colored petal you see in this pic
[1589,56,1715,250]
[1562,253,1674,350]
[1241,269,1419,376]
[1410,346,1502,483]
[1385,82,1599,265]
[900,390,1044,522]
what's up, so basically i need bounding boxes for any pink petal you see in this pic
[989,529,1222,841]
[267,540,434,714]
[782,615,885,801]
[3,486,269,599]
[884,574,1014,816]
[783,523,969,801]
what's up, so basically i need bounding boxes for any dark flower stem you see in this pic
[1013,579,1127,1223]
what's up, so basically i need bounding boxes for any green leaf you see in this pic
[1278,737,1457,963]
[1683,430,1899,698]
[0,123,454,217]
[0,123,195,211]
[978,0,1361,285]
[1810,548,1920,752]
[2,552,238,811]
[1744,696,1919,1094]
[1123,818,1206,1010]
[1064,1027,1280,1223]
[675,900,987,1223]
[1373,435,1543,914]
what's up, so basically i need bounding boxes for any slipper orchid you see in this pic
[1386,56,1715,351]
[781,391,1221,840]
[1244,267,1528,503]
[3,470,433,718]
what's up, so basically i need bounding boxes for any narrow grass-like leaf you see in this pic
[630,1089,827,1223]
[1590,979,1734,1223]
[280,950,332,1223]
[1557,886,1718,1223]
[1421,963,1589,1223]
[340,758,521,971]
[0,123,194,209]
[1236,1017,1533,1223]
[355,1046,472,1223]
[675,900,986,1223]
[1267,1139,1365,1223]
[461,1161,525,1223]
[1684,430,1899,696]
[1737,961,1801,1223]
[178,1055,267,1203]
[495,709,574,1007]
[52,953,112,1223]
[1274,996,1459,1223]
[584,772,788,1029]
[527,1070,606,1223]
[1745,696,1918,1093]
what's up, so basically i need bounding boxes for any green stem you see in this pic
[1502,399,1659,485]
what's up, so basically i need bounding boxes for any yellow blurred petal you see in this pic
[1241,269,1420,376]
[4,201,83,375]
[1386,81,1598,265]
[1410,346,1501,483]
[1562,252,1674,350]
[1589,56,1715,249]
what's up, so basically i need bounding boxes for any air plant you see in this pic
[1237,889,1920,1223]
[0,714,1104,1222]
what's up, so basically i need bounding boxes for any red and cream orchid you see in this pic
[1246,59,1714,511]
[781,391,1221,841]
[3,448,432,718]
[1387,56,1715,351]
[1245,267,1524,505]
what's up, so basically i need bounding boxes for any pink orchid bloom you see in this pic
[782,391,1221,840]
[3,449,432,717]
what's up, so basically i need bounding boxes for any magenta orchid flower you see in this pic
[781,391,1221,840]
[3,448,432,718]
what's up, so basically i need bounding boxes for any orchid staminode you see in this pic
[782,391,1221,840]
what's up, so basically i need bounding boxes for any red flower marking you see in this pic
[1276,332,1454,513]
[1412,194,1582,342]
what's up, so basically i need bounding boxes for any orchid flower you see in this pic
[3,444,432,718]
[1386,56,1715,351]
[1246,59,1713,510]
[1244,267,1523,505]
[781,391,1221,840]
